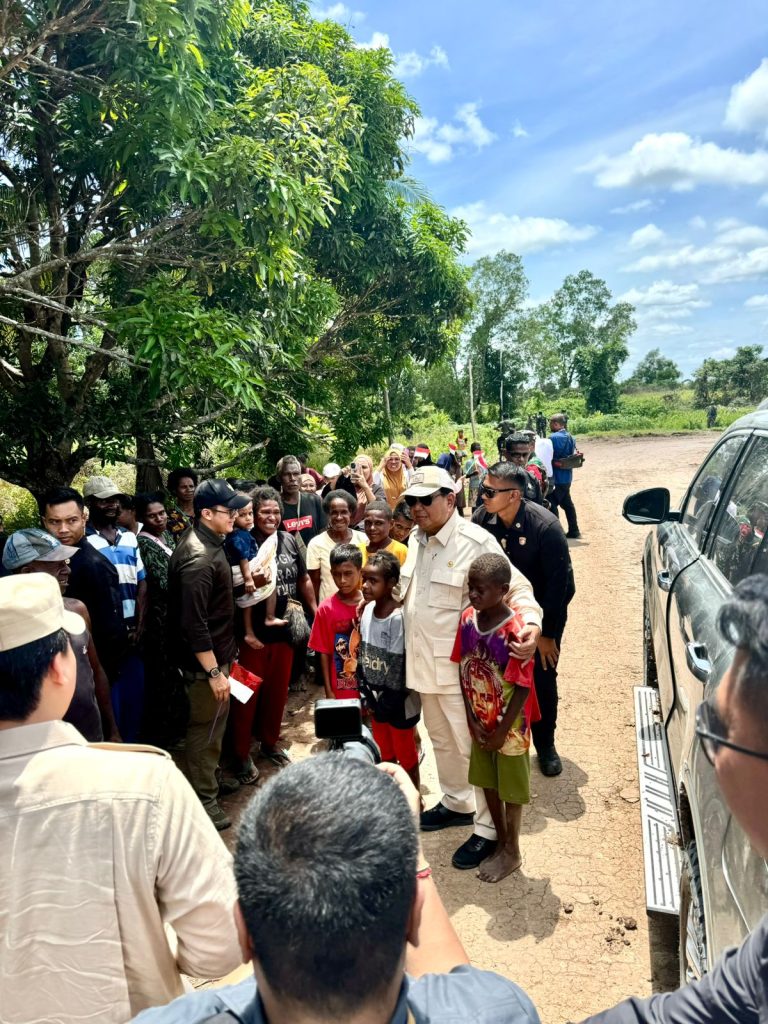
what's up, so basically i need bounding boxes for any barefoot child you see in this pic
[308,543,363,700]
[226,498,285,650]
[451,552,539,883]
[356,552,421,790]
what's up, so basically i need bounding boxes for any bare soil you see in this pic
[215,432,717,1022]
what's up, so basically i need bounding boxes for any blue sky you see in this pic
[313,0,768,376]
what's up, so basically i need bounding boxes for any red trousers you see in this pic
[229,640,294,760]
[371,719,418,772]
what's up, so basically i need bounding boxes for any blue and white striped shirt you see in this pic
[86,527,146,622]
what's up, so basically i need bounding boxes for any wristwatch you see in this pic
[207,667,221,679]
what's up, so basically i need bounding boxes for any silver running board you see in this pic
[635,686,681,915]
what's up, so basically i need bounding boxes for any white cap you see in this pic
[0,574,85,651]
[403,466,457,497]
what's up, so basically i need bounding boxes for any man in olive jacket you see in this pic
[168,479,249,831]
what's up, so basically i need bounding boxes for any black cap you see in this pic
[193,479,251,513]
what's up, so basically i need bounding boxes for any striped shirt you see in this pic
[86,526,146,621]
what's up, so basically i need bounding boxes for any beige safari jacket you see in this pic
[397,512,542,695]
[0,721,240,1024]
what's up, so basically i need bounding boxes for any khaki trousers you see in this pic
[183,664,230,814]
[421,692,496,840]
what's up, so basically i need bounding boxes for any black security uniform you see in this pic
[472,500,575,751]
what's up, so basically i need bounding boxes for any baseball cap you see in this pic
[0,573,85,652]
[403,466,458,498]
[82,475,121,500]
[193,479,251,513]
[2,528,79,573]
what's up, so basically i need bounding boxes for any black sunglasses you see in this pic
[404,491,449,508]
[480,483,522,499]
[695,699,768,765]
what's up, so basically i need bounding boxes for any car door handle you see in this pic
[657,570,672,592]
[685,642,711,682]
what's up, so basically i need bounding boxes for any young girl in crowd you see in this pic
[356,552,421,791]
[226,498,285,650]
[452,553,539,884]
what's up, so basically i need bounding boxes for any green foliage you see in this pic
[0,0,469,497]
[624,348,681,388]
[692,346,768,407]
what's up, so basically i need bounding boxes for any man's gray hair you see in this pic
[718,574,768,717]
[235,754,418,1017]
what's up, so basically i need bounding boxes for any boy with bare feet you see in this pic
[226,498,285,650]
[451,553,540,883]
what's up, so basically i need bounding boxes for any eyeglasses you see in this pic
[210,507,238,518]
[695,699,768,765]
[480,484,522,499]
[505,451,529,461]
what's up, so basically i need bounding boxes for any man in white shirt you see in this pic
[396,466,542,871]
[0,574,240,1024]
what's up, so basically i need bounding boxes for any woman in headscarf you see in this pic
[349,454,386,526]
[377,446,410,510]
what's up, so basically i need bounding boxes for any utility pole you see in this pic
[468,361,478,439]
[383,385,393,444]
[499,348,504,419]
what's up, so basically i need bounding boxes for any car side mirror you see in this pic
[622,487,672,525]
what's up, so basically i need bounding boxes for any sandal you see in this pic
[261,747,292,767]
[235,759,260,785]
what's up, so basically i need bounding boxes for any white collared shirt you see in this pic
[0,721,240,1023]
[396,512,542,695]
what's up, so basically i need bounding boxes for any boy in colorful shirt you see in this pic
[451,552,539,883]
[356,551,421,789]
[309,543,363,700]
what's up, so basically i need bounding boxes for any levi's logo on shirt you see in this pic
[283,515,313,532]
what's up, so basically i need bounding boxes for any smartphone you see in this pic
[350,461,357,471]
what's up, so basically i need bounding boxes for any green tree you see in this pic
[537,270,635,412]
[0,0,470,494]
[461,251,528,416]
[625,348,681,388]
[692,346,768,407]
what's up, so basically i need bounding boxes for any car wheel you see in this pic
[643,593,658,688]
[679,842,708,986]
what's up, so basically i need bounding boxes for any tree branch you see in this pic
[0,315,147,369]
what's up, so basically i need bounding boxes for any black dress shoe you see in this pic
[537,747,563,776]
[566,530,581,539]
[452,834,497,870]
[420,802,475,832]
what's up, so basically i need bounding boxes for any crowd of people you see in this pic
[20,410,768,1022]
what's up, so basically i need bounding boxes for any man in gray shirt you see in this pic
[132,755,540,1024]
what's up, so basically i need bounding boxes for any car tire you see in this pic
[679,841,708,986]
[643,593,658,688]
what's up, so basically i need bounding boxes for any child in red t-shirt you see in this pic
[309,543,363,700]
[451,552,539,884]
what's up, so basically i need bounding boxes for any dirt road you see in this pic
[219,431,718,1022]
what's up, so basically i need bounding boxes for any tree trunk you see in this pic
[135,436,164,493]
[468,361,478,439]
[382,386,393,445]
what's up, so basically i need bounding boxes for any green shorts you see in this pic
[469,743,530,805]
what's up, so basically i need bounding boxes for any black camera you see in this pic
[314,698,380,765]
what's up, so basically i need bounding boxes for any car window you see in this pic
[709,436,768,586]
[680,435,746,550]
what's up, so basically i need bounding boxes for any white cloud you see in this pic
[759,192,768,207]
[512,121,528,139]
[619,280,710,310]
[703,246,768,283]
[715,224,768,247]
[452,201,598,257]
[653,324,694,336]
[410,103,496,163]
[583,132,768,191]
[745,294,768,308]
[689,215,707,230]
[357,31,389,49]
[712,346,736,359]
[394,45,449,79]
[622,243,735,273]
[314,3,365,22]
[610,199,655,215]
[628,223,665,249]
[724,59,768,138]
